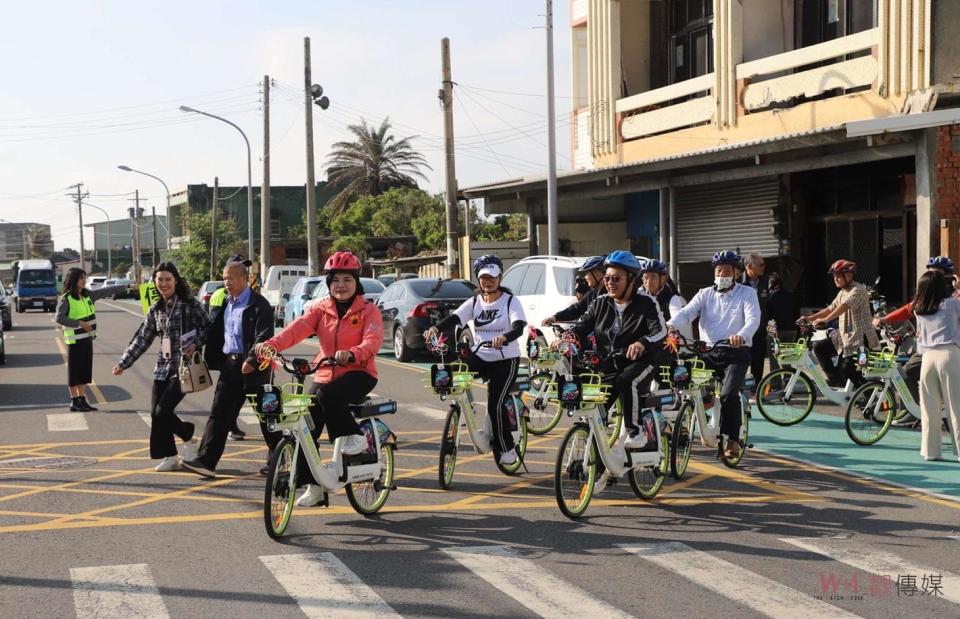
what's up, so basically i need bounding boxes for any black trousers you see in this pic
[602,359,657,435]
[812,337,866,387]
[296,371,376,486]
[702,347,750,441]
[67,338,93,386]
[749,329,767,382]
[149,375,194,459]
[467,354,520,454]
[196,357,269,470]
[904,352,922,407]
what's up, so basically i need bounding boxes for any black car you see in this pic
[0,286,11,330]
[377,278,477,362]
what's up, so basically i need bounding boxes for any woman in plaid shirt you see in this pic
[112,263,210,472]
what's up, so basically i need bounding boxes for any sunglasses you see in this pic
[603,276,625,284]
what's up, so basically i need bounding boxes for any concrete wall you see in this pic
[741,0,793,62]
[535,221,628,257]
[619,0,650,97]
[932,0,960,88]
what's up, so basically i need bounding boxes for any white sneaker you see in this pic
[498,448,518,465]
[340,434,368,456]
[154,456,181,472]
[180,438,199,461]
[295,484,327,507]
[623,432,649,449]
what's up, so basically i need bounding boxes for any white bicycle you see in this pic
[249,351,398,539]
[844,350,921,445]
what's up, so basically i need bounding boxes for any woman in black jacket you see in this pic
[568,251,667,448]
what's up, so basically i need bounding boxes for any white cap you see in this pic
[477,264,502,279]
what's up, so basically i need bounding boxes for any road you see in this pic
[0,301,958,618]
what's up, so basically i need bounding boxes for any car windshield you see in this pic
[19,270,55,286]
[553,266,577,296]
[409,280,476,298]
[204,283,222,293]
[303,281,322,296]
[362,278,385,293]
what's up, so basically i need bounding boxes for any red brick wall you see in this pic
[935,124,960,220]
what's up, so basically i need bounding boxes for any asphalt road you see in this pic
[0,301,958,618]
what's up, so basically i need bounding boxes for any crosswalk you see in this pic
[57,539,959,618]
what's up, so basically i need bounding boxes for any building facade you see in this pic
[464,0,960,305]
[85,215,168,275]
[0,222,52,262]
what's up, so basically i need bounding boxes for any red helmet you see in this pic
[828,259,857,275]
[324,251,362,275]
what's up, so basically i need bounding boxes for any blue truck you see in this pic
[14,259,59,313]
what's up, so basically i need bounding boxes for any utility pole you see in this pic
[128,191,143,284]
[151,206,158,267]
[210,177,219,281]
[440,37,460,278]
[67,183,89,271]
[545,0,559,255]
[261,74,272,275]
[304,37,319,276]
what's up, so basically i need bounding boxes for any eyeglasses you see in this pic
[603,276,624,284]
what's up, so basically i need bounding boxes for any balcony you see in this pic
[615,28,881,143]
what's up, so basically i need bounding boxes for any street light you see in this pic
[81,202,113,275]
[117,165,171,250]
[178,105,254,263]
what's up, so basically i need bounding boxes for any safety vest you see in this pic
[63,294,97,344]
[209,287,227,308]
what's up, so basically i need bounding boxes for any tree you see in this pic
[168,207,244,288]
[324,118,431,214]
[328,188,448,251]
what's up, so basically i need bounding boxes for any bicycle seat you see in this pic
[349,398,398,419]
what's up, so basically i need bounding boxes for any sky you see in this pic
[0,1,574,256]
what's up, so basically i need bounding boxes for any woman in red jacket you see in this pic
[255,251,384,507]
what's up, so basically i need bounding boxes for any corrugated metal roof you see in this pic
[461,123,848,195]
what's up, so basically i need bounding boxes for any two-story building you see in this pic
[463,0,960,304]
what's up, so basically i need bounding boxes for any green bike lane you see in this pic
[749,410,959,501]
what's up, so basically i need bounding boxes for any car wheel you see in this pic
[394,325,412,362]
[0,334,5,365]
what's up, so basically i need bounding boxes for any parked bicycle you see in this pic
[660,333,753,479]
[425,334,530,489]
[756,319,858,425]
[249,347,398,539]
[553,370,674,519]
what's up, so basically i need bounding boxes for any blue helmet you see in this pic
[472,254,504,279]
[578,255,605,274]
[927,256,956,274]
[639,259,669,275]
[604,250,642,276]
[712,250,741,267]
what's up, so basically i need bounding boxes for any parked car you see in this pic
[500,256,583,350]
[303,278,385,313]
[261,264,309,325]
[0,311,6,365]
[86,275,109,290]
[376,273,418,288]
[197,281,225,310]
[0,285,11,330]
[103,279,139,300]
[377,278,477,362]
[282,276,325,326]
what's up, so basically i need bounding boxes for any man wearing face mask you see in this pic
[667,250,760,459]
[543,256,605,326]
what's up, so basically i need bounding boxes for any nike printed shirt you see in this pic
[453,293,526,362]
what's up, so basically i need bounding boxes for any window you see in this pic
[668,0,714,84]
[796,0,875,48]
[518,264,546,296]
[500,265,527,293]
[553,266,577,296]
[409,280,477,298]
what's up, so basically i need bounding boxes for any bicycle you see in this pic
[553,371,675,519]
[844,349,923,445]
[660,333,753,479]
[755,319,858,425]
[425,335,530,489]
[248,348,398,539]
[524,325,622,440]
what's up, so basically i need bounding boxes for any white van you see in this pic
[262,265,309,324]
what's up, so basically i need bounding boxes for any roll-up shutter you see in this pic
[675,177,780,262]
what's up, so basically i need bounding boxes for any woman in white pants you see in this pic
[913,270,960,462]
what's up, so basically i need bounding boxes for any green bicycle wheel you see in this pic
[670,400,696,479]
[264,438,297,540]
[554,424,596,520]
[495,408,528,476]
[521,371,562,435]
[628,434,669,500]
[756,369,815,426]
[345,442,395,515]
[438,405,460,489]
[845,381,896,446]
[604,399,623,447]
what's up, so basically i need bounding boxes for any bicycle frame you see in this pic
[858,358,919,417]
[572,403,662,480]
[773,340,855,405]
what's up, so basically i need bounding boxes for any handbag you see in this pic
[179,350,212,393]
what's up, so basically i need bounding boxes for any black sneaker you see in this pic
[229,428,246,441]
[79,397,98,412]
[259,464,270,476]
[181,459,216,478]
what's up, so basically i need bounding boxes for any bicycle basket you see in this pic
[246,383,313,423]
[775,339,806,363]
[862,351,896,377]
[428,362,474,394]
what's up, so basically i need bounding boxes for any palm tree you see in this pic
[324,118,432,213]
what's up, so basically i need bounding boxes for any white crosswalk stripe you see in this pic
[47,413,88,432]
[442,545,633,619]
[71,563,169,619]
[409,404,448,420]
[259,552,400,618]
[138,411,152,427]
[620,542,861,619]
[781,537,960,605]
[238,407,260,426]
